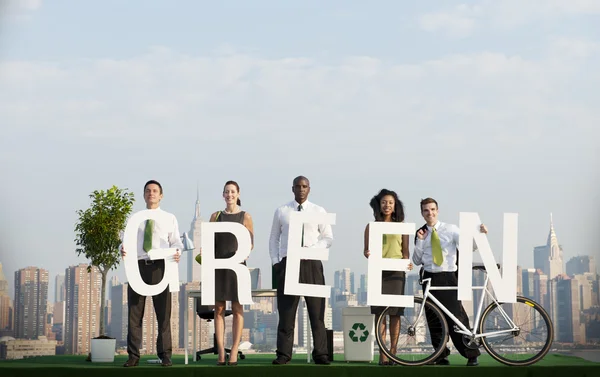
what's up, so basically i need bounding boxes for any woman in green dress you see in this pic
[363,189,412,365]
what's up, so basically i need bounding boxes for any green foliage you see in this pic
[74,185,135,336]
[75,186,135,273]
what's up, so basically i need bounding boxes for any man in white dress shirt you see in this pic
[413,197,487,366]
[121,180,183,367]
[269,176,333,365]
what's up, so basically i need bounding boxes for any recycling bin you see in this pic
[342,306,375,362]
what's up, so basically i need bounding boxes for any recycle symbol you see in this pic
[349,322,369,342]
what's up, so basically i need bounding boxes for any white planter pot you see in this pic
[91,338,116,363]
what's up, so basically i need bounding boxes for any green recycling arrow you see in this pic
[349,322,369,343]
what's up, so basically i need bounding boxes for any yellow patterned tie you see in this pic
[143,220,154,252]
[431,227,443,266]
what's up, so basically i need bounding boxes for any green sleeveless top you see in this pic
[382,234,403,259]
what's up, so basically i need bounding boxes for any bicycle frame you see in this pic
[417,273,519,340]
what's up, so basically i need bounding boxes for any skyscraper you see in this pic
[14,267,49,340]
[109,283,128,346]
[357,274,368,305]
[0,263,8,296]
[54,274,65,303]
[0,263,12,336]
[64,264,102,355]
[521,268,536,300]
[566,256,597,277]
[533,270,549,310]
[188,188,203,283]
[334,268,353,293]
[547,214,564,280]
[533,214,564,279]
[548,274,586,344]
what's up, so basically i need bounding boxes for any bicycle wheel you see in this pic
[376,296,449,366]
[480,296,553,366]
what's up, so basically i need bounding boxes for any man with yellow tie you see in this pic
[120,180,183,367]
[413,197,487,367]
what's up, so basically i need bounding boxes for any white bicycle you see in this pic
[375,264,553,366]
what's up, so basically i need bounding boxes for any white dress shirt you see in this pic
[269,200,334,265]
[413,221,476,273]
[130,208,184,260]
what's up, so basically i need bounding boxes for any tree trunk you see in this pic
[99,268,108,336]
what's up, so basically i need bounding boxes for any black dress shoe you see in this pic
[123,358,139,367]
[161,358,172,367]
[314,356,331,365]
[427,357,449,365]
[272,357,290,365]
[467,357,479,366]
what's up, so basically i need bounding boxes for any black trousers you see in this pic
[275,257,328,361]
[127,260,172,360]
[422,271,480,359]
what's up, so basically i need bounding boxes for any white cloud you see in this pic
[418,0,600,36]
[0,0,42,24]
[0,37,597,170]
[418,4,481,38]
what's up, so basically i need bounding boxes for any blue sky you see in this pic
[0,0,598,299]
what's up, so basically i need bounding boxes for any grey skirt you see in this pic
[370,271,406,316]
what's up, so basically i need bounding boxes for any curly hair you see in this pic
[369,188,405,222]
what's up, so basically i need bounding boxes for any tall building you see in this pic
[54,274,65,303]
[572,273,596,311]
[0,263,13,335]
[249,268,261,290]
[521,268,536,300]
[533,246,548,275]
[0,263,8,296]
[14,267,49,340]
[332,292,357,331]
[548,274,586,344]
[179,282,211,353]
[533,214,564,279]
[533,270,549,310]
[334,268,354,294]
[566,256,597,277]
[51,301,65,342]
[64,264,102,355]
[108,276,120,300]
[357,274,368,305]
[188,189,203,283]
[0,295,12,335]
[547,215,564,280]
[109,283,128,346]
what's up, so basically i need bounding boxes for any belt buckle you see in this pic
[144,260,153,265]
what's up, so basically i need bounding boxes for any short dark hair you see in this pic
[293,175,310,186]
[420,197,438,211]
[369,189,405,222]
[144,180,163,194]
[223,180,242,206]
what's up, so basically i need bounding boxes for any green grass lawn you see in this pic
[0,352,597,368]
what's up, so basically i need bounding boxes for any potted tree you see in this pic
[75,185,134,362]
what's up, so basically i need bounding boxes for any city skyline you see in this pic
[1,215,598,356]
[0,209,597,302]
[1,187,597,301]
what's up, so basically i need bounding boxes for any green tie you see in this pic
[143,219,154,252]
[431,227,443,266]
[298,204,304,247]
